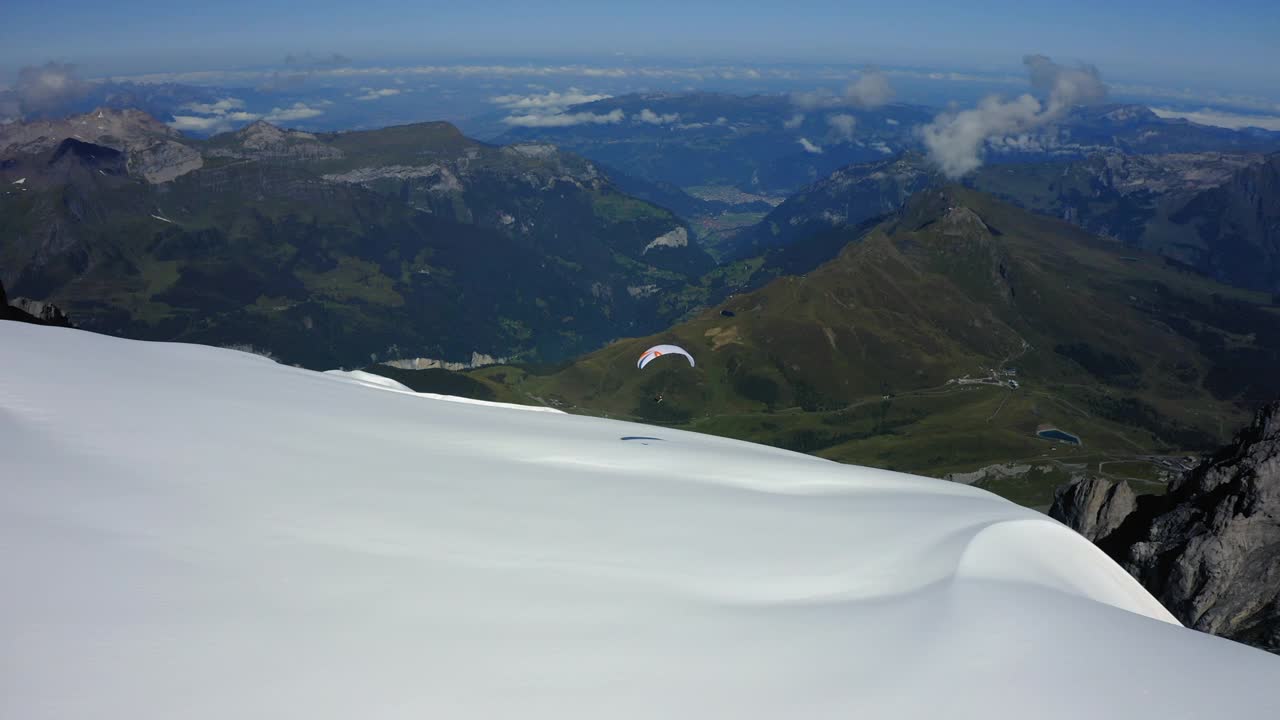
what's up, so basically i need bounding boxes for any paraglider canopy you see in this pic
[637,344,695,370]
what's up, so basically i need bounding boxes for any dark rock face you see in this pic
[9,297,73,326]
[1049,475,1137,541]
[1053,402,1280,654]
[48,138,127,172]
[1121,402,1280,652]
[0,278,73,327]
[1170,153,1280,292]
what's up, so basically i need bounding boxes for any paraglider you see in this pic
[637,344,695,370]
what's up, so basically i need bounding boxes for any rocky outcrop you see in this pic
[9,297,73,326]
[324,164,463,193]
[1169,152,1280,292]
[1052,403,1280,654]
[1049,475,1137,541]
[213,121,343,161]
[130,139,204,183]
[48,138,127,176]
[0,108,202,183]
[383,353,508,372]
[642,227,688,254]
[1,279,72,327]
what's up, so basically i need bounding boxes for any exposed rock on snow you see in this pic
[7,297,73,327]
[1,279,73,327]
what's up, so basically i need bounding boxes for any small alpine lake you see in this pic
[1037,428,1082,445]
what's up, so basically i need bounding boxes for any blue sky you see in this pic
[2,0,1277,93]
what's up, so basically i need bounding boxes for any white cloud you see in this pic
[784,113,805,129]
[13,61,91,114]
[167,96,263,133]
[1149,107,1280,132]
[1112,84,1280,114]
[921,54,1110,178]
[502,109,625,127]
[885,118,900,126]
[714,116,728,126]
[826,113,857,142]
[845,68,894,108]
[355,88,401,101]
[490,88,611,111]
[791,89,836,110]
[1024,54,1107,111]
[182,98,246,116]
[921,94,1043,178]
[798,137,823,154]
[264,102,325,123]
[636,108,680,125]
[792,67,894,111]
[167,115,232,133]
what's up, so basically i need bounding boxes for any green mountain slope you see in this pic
[458,188,1280,499]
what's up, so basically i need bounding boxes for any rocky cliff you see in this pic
[1052,402,1280,653]
[0,108,202,183]
[9,297,73,326]
[1,279,73,327]
[1049,475,1138,541]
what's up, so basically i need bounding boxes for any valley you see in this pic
[5,99,1280,510]
[360,186,1280,506]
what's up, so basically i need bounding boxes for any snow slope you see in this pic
[324,369,566,412]
[1,323,1276,719]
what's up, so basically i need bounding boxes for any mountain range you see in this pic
[490,93,1280,198]
[6,103,1280,503]
[724,148,1280,292]
[0,110,712,368]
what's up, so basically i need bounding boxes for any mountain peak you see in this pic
[896,186,974,230]
[239,118,280,132]
[238,119,288,143]
[939,203,993,238]
[0,107,178,156]
[1,107,201,183]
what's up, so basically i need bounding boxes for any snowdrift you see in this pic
[1,323,1275,719]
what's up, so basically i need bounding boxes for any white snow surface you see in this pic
[324,369,566,413]
[1,323,1277,719]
